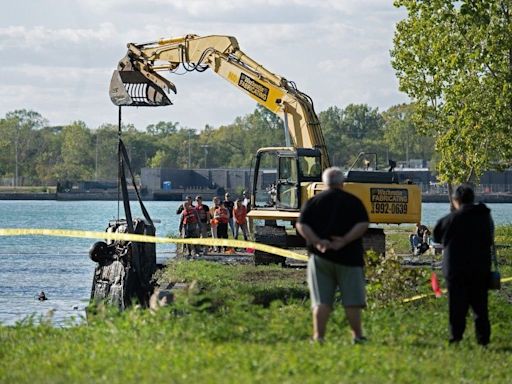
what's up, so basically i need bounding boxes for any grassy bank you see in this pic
[1,227,511,383]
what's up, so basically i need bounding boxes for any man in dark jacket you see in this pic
[433,184,493,345]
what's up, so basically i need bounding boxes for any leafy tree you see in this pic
[382,103,435,166]
[146,121,179,136]
[124,129,159,173]
[0,110,47,185]
[341,104,384,141]
[148,149,172,168]
[33,126,64,183]
[319,104,385,168]
[54,121,94,181]
[92,124,119,180]
[148,128,198,169]
[318,106,349,166]
[391,0,512,185]
[0,119,13,179]
[201,105,285,169]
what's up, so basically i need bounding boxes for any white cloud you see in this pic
[0,0,411,129]
[0,23,117,49]
[360,54,388,72]
[317,58,352,72]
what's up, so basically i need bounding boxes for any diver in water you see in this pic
[38,291,47,301]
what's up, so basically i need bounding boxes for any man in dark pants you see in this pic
[433,184,493,346]
[297,167,369,344]
[223,193,235,237]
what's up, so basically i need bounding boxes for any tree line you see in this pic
[0,103,434,186]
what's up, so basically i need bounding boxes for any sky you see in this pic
[0,0,409,131]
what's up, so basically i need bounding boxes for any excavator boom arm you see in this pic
[110,34,331,170]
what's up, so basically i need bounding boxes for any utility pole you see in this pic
[399,112,409,168]
[14,121,19,189]
[95,133,99,180]
[406,137,409,168]
[200,144,210,168]
[188,130,192,169]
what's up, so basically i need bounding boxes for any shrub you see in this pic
[366,250,429,305]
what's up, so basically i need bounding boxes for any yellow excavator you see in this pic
[109,34,422,264]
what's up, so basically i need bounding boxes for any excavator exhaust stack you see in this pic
[109,69,175,107]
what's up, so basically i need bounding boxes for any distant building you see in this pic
[141,167,252,200]
[140,166,512,201]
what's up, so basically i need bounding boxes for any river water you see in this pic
[0,200,511,325]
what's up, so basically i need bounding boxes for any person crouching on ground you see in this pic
[233,199,249,241]
[214,201,230,253]
[296,167,369,344]
[433,184,493,346]
[410,222,431,255]
[180,200,200,257]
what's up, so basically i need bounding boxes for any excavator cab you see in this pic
[249,147,322,265]
[252,147,322,211]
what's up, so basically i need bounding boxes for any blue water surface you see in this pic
[0,200,182,326]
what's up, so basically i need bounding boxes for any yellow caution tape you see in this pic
[0,228,308,261]
[402,291,446,303]
[3,228,510,303]
[402,277,512,303]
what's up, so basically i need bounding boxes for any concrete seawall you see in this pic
[0,192,138,201]
[0,193,56,200]
[1,192,512,203]
[422,193,512,203]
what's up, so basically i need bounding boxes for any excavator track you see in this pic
[253,225,287,266]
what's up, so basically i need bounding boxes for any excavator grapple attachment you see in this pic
[109,70,174,107]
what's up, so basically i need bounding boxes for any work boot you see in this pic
[352,336,368,345]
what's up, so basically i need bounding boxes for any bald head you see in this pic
[322,167,345,187]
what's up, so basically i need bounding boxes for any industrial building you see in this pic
[141,167,512,201]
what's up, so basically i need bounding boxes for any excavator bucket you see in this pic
[109,70,174,107]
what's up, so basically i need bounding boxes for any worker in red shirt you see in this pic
[180,200,200,257]
[194,195,210,254]
[214,201,230,253]
[233,199,249,241]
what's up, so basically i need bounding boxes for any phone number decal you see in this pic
[370,188,408,215]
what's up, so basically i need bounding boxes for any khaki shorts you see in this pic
[307,254,366,308]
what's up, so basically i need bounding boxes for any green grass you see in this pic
[1,228,512,383]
